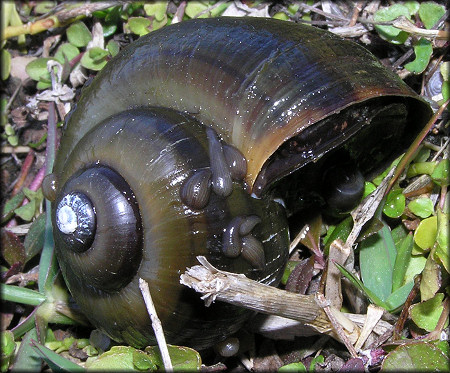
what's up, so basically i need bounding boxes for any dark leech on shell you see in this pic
[223,144,247,181]
[181,128,248,211]
[238,215,261,235]
[241,235,265,270]
[221,216,244,258]
[222,215,265,269]
[215,337,240,357]
[206,127,233,197]
[180,168,212,210]
[42,173,58,202]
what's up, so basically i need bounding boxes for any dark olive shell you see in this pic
[51,17,432,350]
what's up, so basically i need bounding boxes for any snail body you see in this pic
[48,17,431,349]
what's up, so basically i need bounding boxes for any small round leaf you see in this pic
[66,22,92,47]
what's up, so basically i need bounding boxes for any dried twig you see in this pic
[392,15,449,40]
[347,166,396,247]
[181,256,362,343]
[139,278,173,372]
[2,2,120,41]
[354,305,385,351]
[316,293,358,358]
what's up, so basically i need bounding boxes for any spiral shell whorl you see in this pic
[52,107,289,349]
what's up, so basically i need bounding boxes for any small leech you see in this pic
[214,337,240,357]
[181,128,248,210]
[180,168,212,210]
[42,173,58,202]
[222,144,247,181]
[206,127,233,198]
[222,215,265,270]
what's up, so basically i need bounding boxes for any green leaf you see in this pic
[31,339,86,372]
[391,224,408,248]
[87,47,109,62]
[410,293,447,331]
[1,284,46,306]
[383,189,405,218]
[403,255,427,285]
[14,200,37,221]
[363,181,376,198]
[144,1,168,21]
[106,40,120,57]
[404,1,420,15]
[34,1,56,14]
[25,57,56,83]
[309,355,325,370]
[419,1,446,29]
[273,12,290,21]
[1,229,26,267]
[279,362,307,372]
[66,22,92,47]
[407,161,437,178]
[281,260,300,285]
[382,341,450,371]
[1,49,11,81]
[442,81,450,102]
[385,281,414,312]
[11,329,43,372]
[405,38,433,74]
[408,197,434,218]
[36,81,52,90]
[392,233,413,291]
[185,1,211,18]
[1,331,16,373]
[54,43,80,65]
[431,159,449,186]
[2,191,25,223]
[145,345,202,371]
[414,216,437,251]
[323,216,353,255]
[420,254,441,301]
[435,202,449,272]
[3,1,26,45]
[413,147,431,163]
[86,346,156,371]
[127,17,152,36]
[335,263,388,309]
[102,23,118,38]
[80,48,109,71]
[24,213,46,262]
[359,224,397,301]
[101,5,121,37]
[39,201,57,294]
[374,4,411,44]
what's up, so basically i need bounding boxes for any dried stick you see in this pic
[3,2,119,41]
[180,257,361,343]
[139,278,173,372]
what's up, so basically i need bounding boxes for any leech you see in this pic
[206,127,233,197]
[239,215,261,236]
[221,215,265,269]
[241,235,265,270]
[222,216,244,258]
[180,169,212,210]
[223,144,247,181]
[42,173,58,202]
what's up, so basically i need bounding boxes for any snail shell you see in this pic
[50,107,289,349]
[48,17,432,349]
